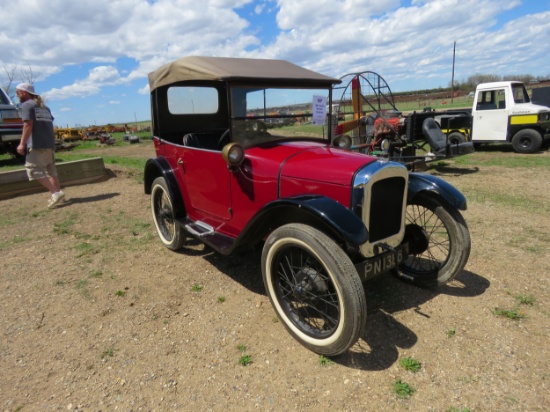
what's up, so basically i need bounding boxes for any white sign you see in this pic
[311,95,327,125]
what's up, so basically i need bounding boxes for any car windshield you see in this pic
[230,86,332,147]
[1,88,13,105]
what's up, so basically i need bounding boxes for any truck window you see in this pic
[511,83,530,103]
[476,89,505,110]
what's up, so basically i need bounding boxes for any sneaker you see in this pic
[48,191,65,209]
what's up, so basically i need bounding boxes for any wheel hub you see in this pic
[404,224,429,255]
[294,267,327,298]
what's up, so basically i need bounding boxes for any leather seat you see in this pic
[421,117,474,156]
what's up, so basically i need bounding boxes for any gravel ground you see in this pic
[1,143,549,411]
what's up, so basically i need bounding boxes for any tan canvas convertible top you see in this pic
[148,56,340,92]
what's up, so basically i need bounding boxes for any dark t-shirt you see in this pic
[20,99,55,149]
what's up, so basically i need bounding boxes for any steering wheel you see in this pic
[218,129,231,148]
[246,120,267,132]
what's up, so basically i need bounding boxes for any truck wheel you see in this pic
[151,177,186,250]
[395,193,471,288]
[511,129,542,154]
[262,224,366,356]
[448,132,466,144]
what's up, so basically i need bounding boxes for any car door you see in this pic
[177,146,232,221]
[472,88,508,141]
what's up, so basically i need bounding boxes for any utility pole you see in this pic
[451,41,456,104]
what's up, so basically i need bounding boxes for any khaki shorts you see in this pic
[25,148,58,181]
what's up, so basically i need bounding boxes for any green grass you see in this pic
[74,241,100,258]
[506,289,536,306]
[239,354,252,366]
[446,327,456,338]
[237,344,252,366]
[53,213,78,235]
[463,188,548,212]
[399,356,422,373]
[101,348,115,359]
[492,307,527,320]
[393,378,416,399]
[0,131,152,172]
[0,214,16,228]
[514,294,536,305]
[453,151,550,169]
[0,235,27,251]
[191,284,203,292]
[55,153,148,170]
[89,270,103,278]
[319,355,334,367]
[76,279,91,299]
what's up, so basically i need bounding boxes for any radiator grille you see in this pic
[368,177,406,242]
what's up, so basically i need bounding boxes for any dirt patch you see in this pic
[1,145,549,411]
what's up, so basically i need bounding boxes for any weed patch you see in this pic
[319,356,333,367]
[76,279,91,299]
[506,289,536,305]
[492,307,527,320]
[237,344,252,366]
[393,378,415,399]
[399,356,422,373]
[0,235,27,251]
[53,214,78,235]
[74,242,100,258]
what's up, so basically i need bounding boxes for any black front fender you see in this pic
[408,172,467,210]
[237,195,368,250]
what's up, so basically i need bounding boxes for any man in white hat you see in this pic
[16,83,66,208]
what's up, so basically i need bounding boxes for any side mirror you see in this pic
[222,142,245,169]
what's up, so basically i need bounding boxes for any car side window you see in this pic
[167,86,219,115]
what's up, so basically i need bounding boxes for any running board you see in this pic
[181,219,235,255]
[185,221,214,237]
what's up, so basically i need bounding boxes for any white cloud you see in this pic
[1,0,548,113]
[43,65,124,101]
[138,83,150,95]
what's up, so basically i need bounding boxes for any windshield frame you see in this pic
[228,84,335,148]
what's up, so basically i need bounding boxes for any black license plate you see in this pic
[359,244,408,280]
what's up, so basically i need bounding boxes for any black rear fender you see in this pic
[144,157,186,217]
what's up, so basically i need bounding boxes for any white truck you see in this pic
[436,81,550,153]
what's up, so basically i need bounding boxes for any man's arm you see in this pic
[17,120,33,155]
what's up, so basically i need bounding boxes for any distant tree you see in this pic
[502,74,535,83]
[1,64,40,101]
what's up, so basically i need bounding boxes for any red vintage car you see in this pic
[144,56,471,356]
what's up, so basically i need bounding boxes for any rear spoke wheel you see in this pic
[151,177,185,250]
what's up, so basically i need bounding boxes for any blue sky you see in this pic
[1,0,549,128]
